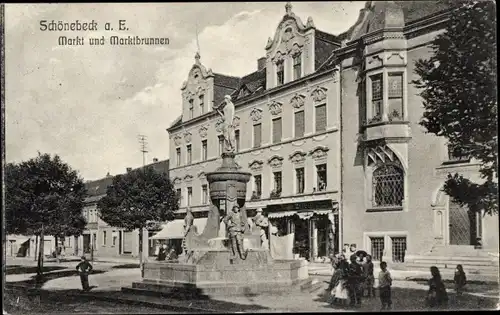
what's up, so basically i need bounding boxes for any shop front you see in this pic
[151,218,208,256]
[266,200,339,262]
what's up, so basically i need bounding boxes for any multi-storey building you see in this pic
[76,158,170,259]
[337,1,498,262]
[167,3,342,260]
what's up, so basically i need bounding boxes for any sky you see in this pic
[5,2,366,181]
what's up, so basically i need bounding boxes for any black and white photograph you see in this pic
[2,1,498,313]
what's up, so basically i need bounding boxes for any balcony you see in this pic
[363,118,410,142]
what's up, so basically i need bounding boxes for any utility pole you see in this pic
[137,135,148,278]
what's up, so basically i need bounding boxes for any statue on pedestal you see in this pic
[214,95,236,153]
[223,205,248,263]
[183,208,194,255]
[253,208,269,249]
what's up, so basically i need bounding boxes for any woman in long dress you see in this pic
[330,257,349,306]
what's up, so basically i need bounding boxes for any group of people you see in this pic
[326,245,468,310]
[327,248,381,308]
[156,243,178,262]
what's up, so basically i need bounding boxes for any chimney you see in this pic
[257,57,266,71]
[153,158,159,163]
[106,172,111,177]
[126,167,132,173]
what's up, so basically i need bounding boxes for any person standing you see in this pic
[347,255,363,307]
[76,256,93,292]
[224,205,248,263]
[378,261,392,310]
[362,255,375,297]
[427,266,448,308]
[454,264,467,296]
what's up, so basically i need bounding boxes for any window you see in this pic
[253,123,262,148]
[235,130,240,152]
[391,237,407,263]
[65,237,71,247]
[293,53,302,80]
[372,164,404,207]
[388,73,403,121]
[254,175,262,196]
[273,171,282,193]
[316,164,327,191]
[447,144,469,162]
[199,94,205,114]
[188,99,194,119]
[202,184,208,204]
[112,231,117,246]
[176,148,181,167]
[294,110,305,138]
[371,74,383,121]
[176,188,182,206]
[201,140,208,161]
[315,104,327,132]
[296,167,305,194]
[186,144,192,165]
[102,231,107,246]
[370,237,385,261]
[276,60,284,86]
[272,117,282,144]
[187,187,193,206]
[218,135,224,156]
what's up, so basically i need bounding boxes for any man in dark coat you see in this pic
[347,255,364,306]
[76,256,93,292]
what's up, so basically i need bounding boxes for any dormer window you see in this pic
[276,60,284,86]
[293,53,302,80]
[188,99,194,119]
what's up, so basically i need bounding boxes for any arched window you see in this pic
[372,164,404,207]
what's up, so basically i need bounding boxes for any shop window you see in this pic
[293,53,302,80]
[176,148,181,167]
[253,123,262,148]
[186,144,192,165]
[294,110,305,138]
[296,167,305,194]
[276,60,284,86]
[272,117,282,144]
[188,99,194,119]
[391,236,407,263]
[201,140,208,161]
[372,164,404,207]
[370,237,385,261]
[315,104,327,132]
[316,164,327,191]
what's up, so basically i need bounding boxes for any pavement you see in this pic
[5,256,500,313]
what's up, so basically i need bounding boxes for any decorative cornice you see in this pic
[309,146,329,159]
[183,131,192,143]
[173,135,183,146]
[198,125,208,138]
[289,150,307,163]
[248,160,264,171]
[268,101,283,116]
[268,155,284,168]
[250,108,263,122]
[184,174,194,182]
[173,177,182,185]
[290,93,306,109]
[311,86,328,103]
[197,171,206,179]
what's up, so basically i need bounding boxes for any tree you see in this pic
[97,166,179,276]
[413,0,498,215]
[5,153,87,277]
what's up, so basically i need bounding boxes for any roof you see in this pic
[344,1,451,42]
[213,73,240,89]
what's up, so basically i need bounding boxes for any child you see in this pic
[427,266,448,308]
[75,256,93,292]
[362,255,375,298]
[378,261,392,310]
[454,264,466,296]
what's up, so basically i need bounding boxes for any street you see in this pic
[5,257,499,313]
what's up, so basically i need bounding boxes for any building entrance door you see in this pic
[83,234,91,253]
[449,201,476,245]
[293,218,310,260]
